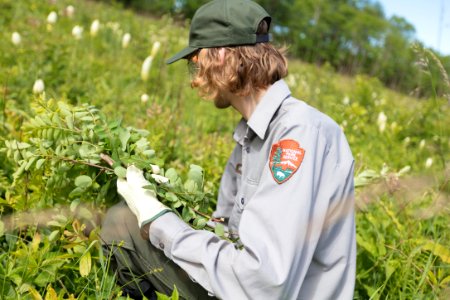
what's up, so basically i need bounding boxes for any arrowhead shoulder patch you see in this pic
[269,139,305,184]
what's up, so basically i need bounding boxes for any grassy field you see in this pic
[0,0,449,299]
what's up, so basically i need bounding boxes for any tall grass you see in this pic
[0,0,448,298]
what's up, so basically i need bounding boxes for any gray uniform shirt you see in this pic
[150,80,356,299]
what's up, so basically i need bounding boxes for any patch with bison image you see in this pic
[269,139,305,184]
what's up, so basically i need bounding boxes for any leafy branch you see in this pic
[1,98,216,230]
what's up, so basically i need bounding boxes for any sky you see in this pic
[377,0,450,55]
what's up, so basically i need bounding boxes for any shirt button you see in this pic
[159,242,165,249]
[241,198,245,205]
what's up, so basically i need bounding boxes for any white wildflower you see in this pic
[403,137,410,145]
[419,139,426,149]
[65,5,75,18]
[141,56,153,81]
[425,157,433,168]
[377,112,387,132]
[47,11,58,24]
[397,165,411,176]
[342,96,350,105]
[33,79,45,94]
[150,164,160,174]
[151,174,169,184]
[72,25,83,39]
[122,33,131,48]
[150,41,161,57]
[141,93,149,103]
[11,32,21,45]
[90,20,100,36]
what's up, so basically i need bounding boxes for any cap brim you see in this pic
[166,46,199,64]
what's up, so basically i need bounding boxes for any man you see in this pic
[101,0,356,299]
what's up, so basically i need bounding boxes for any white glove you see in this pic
[117,165,171,227]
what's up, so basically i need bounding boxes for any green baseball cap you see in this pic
[166,0,271,64]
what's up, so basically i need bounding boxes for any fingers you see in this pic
[116,178,129,197]
[126,165,148,187]
[126,165,144,180]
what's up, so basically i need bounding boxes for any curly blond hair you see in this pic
[190,42,288,100]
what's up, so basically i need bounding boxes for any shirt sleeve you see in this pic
[149,124,355,299]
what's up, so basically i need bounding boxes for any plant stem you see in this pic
[192,208,223,223]
[43,154,114,172]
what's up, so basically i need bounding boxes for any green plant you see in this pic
[1,97,217,229]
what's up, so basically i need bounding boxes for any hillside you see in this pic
[0,0,449,299]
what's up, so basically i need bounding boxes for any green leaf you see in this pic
[36,158,46,169]
[135,137,150,151]
[173,201,183,209]
[79,251,92,277]
[165,192,178,202]
[75,175,92,188]
[119,127,131,151]
[108,119,121,129]
[65,115,74,130]
[194,217,207,229]
[114,166,127,178]
[181,206,195,222]
[34,267,56,287]
[48,230,60,242]
[215,223,225,237]
[188,164,203,188]
[184,179,197,193]
[356,234,378,257]
[11,142,31,150]
[24,156,38,171]
[28,286,43,299]
[420,240,450,263]
[171,285,179,300]
[45,285,58,300]
[69,187,85,198]
[79,143,96,158]
[165,168,179,184]
[143,149,155,157]
[441,275,450,286]
[155,291,171,300]
[385,259,399,280]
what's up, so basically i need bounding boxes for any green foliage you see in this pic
[0,0,448,299]
[0,216,120,299]
[103,0,450,98]
[355,194,449,299]
[156,285,179,300]
[1,97,214,226]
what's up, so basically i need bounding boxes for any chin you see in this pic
[213,94,231,109]
[214,101,231,109]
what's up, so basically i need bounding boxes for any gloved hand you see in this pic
[117,165,171,227]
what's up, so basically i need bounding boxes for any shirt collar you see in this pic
[233,80,291,144]
[233,118,247,145]
[247,79,291,140]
